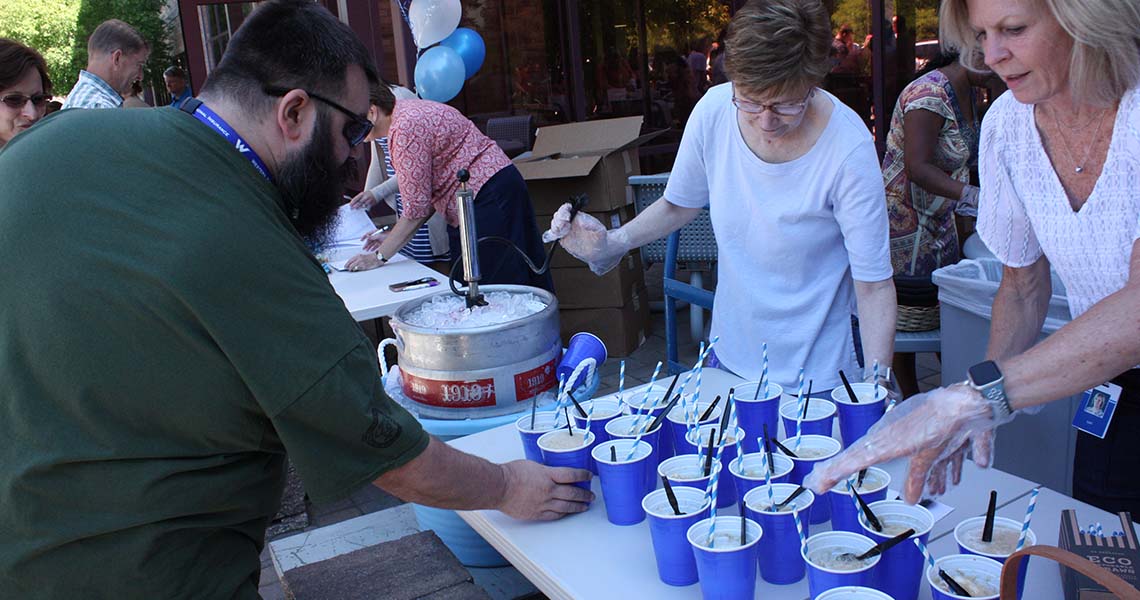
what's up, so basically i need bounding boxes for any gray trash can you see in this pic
[933,258,1078,493]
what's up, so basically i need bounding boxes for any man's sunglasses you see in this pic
[2,93,49,110]
[263,86,373,147]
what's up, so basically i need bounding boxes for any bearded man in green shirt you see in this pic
[0,2,590,597]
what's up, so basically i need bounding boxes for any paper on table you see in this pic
[324,204,381,253]
[328,252,407,272]
[888,488,955,523]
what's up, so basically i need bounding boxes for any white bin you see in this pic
[933,258,1078,493]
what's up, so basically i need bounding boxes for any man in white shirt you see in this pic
[63,19,150,110]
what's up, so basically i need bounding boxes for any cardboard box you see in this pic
[1059,509,1140,600]
[559,286,651,357]
[552,252,644,309]
[539,205,639,269]
[515,116,664,214]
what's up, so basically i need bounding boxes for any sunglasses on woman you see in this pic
[2,93,49,110]
[263,86,373,147]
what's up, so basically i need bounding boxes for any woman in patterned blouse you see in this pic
[344,84,553,292]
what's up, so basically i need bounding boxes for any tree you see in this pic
[0,0,82,92]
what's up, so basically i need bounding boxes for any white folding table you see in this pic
[448,368,1135,599]
[326,250,444,321]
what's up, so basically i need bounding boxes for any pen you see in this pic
[399,280,439,292]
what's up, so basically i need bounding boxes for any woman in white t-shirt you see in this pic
[807,0,1140,514]
[544,0,897,395]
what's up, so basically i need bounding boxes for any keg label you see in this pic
[403,373,496,408]
[514,359,557,401]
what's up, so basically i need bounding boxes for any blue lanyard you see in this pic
[182,99,274,184]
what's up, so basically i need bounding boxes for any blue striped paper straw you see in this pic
[913,537,936,571]
[618,360,626,408]
[847,479,865,522]
[629,362,662,433]
[793,508,808,554]
[731,402,744,473]
[555,374,567,426]
[1015,487,1040,551]
[760,342,769,396]
[872,360,880,401]
[760,443,775,508]
[684,342,706,428]
[705,428,729,545]
[793,368,806,451]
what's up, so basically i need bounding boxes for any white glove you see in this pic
[955,184,979,217]
[804,383,1008,503]
[542,203,632,275]
[863,365,903,407]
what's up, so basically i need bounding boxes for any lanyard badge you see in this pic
[1073,381,1123,439]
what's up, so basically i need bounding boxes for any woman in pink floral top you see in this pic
[346,86,552,291]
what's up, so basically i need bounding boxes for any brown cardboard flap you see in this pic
[530,116,645,157]
[515,155,602,181]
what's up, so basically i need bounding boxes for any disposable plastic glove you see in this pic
[863,365,903,408]
[804,383,1008,503]
[955,184,980,217]
[542,202,632,275]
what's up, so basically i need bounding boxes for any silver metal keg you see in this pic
[390,285,561,419]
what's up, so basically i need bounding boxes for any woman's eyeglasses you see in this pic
[2,93,49,110]
[263,86,374,147]
[732,88,815,117]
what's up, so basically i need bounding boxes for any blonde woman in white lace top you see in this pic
[804,0,1140,511]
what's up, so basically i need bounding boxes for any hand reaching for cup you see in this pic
[803,383,1004,503]
[496,460,593,521]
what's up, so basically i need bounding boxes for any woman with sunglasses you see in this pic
[545,0,896,397]
[344,85,553,292]
[0,39,52,149]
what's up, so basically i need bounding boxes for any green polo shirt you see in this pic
[0,107,429,598]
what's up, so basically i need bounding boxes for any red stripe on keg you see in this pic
[403,373,497,408]
[514,359,557,401]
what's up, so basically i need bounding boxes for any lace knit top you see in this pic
[977,87,1140,319]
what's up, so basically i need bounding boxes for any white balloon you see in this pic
[408,0,462,49]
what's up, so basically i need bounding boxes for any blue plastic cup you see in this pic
[780,398,838,439]
[623,387,675,459]
[728,452,794,500]
[803,531,881,599]
[859,500,935,600]
[815,586,896,599]
[731,382,783,453]
[573,398,623,474]
[665,398,722,459]
[537,429,595,491]
[831,383,887,448]
[954,516,1035,599]
[591,439,653,525]
[828,467,891,533]
[686,424,746,509]
[743,483,814,585]
[643,486,713,586]
[688,516,763,600]
[785,435,842,524]
[657,454,721,498]
[927,554,1003,600]
[558,332,607,391]
[605,414,664,494]
[516,411,558,463]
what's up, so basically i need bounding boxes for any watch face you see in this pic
[969,360,1002,386]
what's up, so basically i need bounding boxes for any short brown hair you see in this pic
[0,38,52,95]
[724,0,832,97]
[87,19,149,57]
[940,0,1140,106]
[369,80,396,115]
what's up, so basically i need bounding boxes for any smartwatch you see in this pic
[375,251,389,264]
[967,360,1014,421]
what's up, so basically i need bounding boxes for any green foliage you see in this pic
[0,0,82,92]
[830,0,870,39]
[69,0,173,94]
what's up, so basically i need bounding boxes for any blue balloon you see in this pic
[440,27,486,80]
[415,46,465,102]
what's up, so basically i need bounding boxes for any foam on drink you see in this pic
[807,546,871,571]
[877,514,926,537]
[961,525,1020,556]
[795,447,831,459]
[541,429,589,450]
[931,569,998,596]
